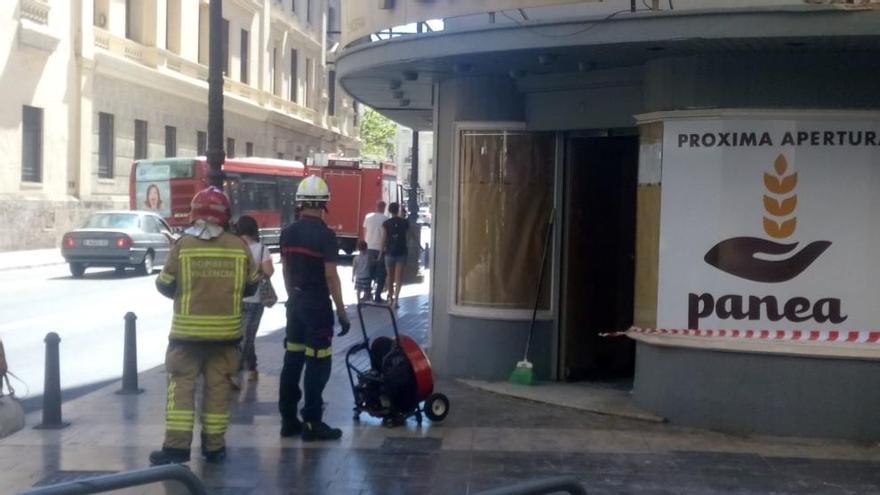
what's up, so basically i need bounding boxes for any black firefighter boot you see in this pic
[302,421,342,442]
[149,447,191,465]
[280,417,303,437]
[200,434,227,463]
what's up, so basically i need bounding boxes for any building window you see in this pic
[240,29,249,84]
[221,18,229,75]
[198,4,208,64]
[289,49,298,102]
[22,105,42,183]
[328,70,336,116]
[305,58,313,108]
[454,128,556,313]
[246,142,254,157]
[272,47,280,96]
[197,131,207,155]
[125,0,133,40]
[227,138,235,158]
[306,0,312,24]
[134,119,148,160]
[166,0,182,54]
[328,7,337,35]
[165,126,177,157]
[98,112,115,178]
[291,0,295,13]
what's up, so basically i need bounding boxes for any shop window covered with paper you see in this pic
[456,130,555,310]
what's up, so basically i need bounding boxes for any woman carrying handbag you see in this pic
[237,216,276,382]
[0,338,25,438]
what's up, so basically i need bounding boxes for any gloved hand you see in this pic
[336,309,351,337]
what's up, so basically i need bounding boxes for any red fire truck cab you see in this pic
[308,158,401,254]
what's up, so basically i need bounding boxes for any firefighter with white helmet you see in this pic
[150,186,260,465]
[278,175,351,441]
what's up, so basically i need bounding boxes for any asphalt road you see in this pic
[0,225,432,410]
[0,257,352,409]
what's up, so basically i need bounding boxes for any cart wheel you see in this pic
[423,393,450,422]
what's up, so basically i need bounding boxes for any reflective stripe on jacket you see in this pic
[156,232,260,342]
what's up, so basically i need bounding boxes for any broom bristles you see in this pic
[509,360,535,385]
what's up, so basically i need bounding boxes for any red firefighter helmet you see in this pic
[190,186,231,226]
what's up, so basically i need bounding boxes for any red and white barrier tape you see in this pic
[600,328,880,344]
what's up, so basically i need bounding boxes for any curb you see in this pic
[0,260,66,272]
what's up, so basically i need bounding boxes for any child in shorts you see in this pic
[352,240,373,301]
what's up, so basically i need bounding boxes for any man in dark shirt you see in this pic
[381,202,410,308]
[278,175,350,441]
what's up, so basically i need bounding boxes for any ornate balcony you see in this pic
[18,0,59,51]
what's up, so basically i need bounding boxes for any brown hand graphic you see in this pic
[704,237,831,283]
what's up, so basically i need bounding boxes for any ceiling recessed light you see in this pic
[538,54,557,66]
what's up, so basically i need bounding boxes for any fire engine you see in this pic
[309,157,401,254]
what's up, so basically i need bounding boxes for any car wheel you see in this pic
[136,253,154,276]
[69,262,85,278]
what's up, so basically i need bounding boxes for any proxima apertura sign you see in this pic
[657,116,880,336]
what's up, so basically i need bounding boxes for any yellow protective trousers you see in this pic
[163,342,239,452]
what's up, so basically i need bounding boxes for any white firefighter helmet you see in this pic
[296,175,331,206]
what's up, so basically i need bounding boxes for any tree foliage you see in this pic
[359,107,397,160]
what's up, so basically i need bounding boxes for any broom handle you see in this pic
[523,209,555,362]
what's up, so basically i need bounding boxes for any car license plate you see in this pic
[82,239,109,247]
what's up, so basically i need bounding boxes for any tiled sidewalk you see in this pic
[3,291,880,494]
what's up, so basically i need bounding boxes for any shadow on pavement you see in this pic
[49,269,156,281]
[19,378,119,414]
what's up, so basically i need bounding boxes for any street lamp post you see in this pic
[207,0,225,189]
[408,130,419,222]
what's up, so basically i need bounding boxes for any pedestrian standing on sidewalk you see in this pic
[150,187,260,466]
[236,215,274,382]
[278,175,351,441]
[381,202,409,308]
[363,201,388,302]
[352,240,372,301]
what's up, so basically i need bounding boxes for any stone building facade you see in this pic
[1,0,359,250]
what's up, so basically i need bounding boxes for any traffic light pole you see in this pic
[207,0,225,189]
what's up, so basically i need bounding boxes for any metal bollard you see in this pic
[35,332,69,429]
[117,312,144,395]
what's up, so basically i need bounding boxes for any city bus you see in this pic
[130,157,307,246]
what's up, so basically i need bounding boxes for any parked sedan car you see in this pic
[61,211,175,278]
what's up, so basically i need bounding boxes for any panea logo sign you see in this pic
[656,118,880,338]
[703,154,831,283]
[690,153,844,329]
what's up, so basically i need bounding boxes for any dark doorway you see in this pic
[559,134,638,381]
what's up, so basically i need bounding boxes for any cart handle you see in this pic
[355,301,400,342]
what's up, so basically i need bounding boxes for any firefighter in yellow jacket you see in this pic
[150,186,260,465]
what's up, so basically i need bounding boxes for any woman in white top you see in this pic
[236,215,274,381]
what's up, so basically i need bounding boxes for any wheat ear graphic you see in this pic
[763,154,797,239]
